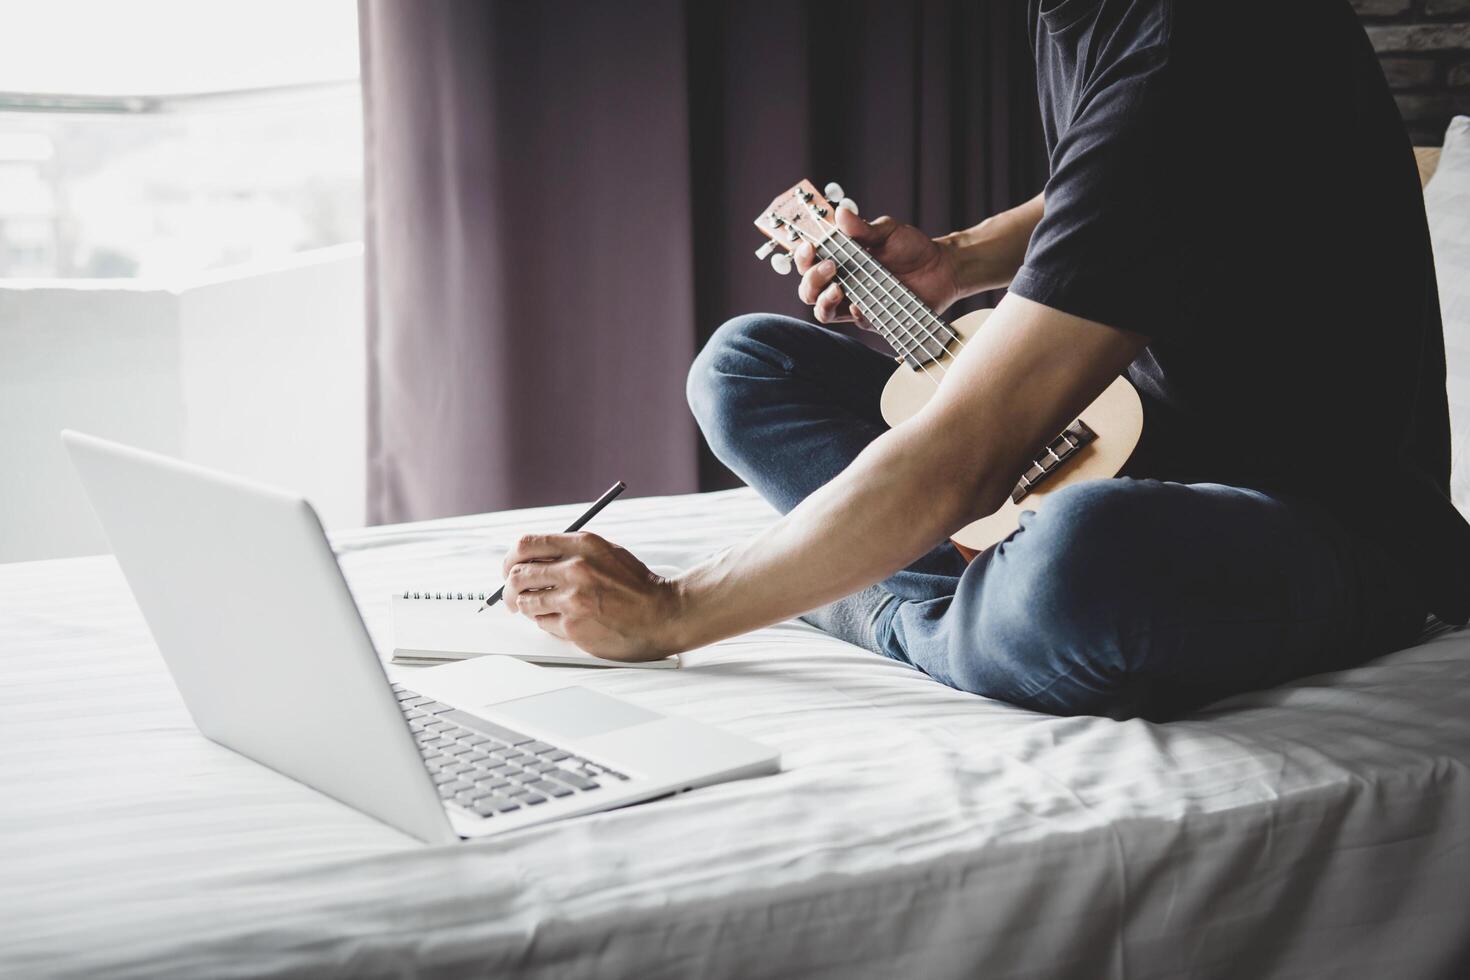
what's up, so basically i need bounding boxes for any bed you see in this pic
[6,132,1470,978]
[1,485,1469,979]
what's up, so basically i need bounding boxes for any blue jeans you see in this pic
[687,313,1428,721]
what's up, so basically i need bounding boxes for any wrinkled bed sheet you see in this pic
[2,488,1467,978]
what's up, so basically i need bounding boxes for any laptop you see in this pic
[63,431,778,843]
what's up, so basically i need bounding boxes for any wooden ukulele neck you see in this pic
[755,180,955,368]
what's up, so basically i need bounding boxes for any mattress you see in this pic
[1,487,1467,979]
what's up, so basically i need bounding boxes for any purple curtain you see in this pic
[360,0,1045,523]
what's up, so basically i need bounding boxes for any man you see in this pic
[501,0,1470,721]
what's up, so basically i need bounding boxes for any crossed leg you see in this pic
[688,314,1426,720]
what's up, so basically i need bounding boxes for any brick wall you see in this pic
[1354,0,1470,145]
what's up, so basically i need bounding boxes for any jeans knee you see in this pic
[965,481,1163,718]
[1024,480,1154,561]
[687,316,766,429]
[686,314,796,461]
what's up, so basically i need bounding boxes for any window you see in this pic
[1,1,368,562]
[0,0,361,280]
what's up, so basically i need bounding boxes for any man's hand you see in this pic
[794,192,1046,326]
[501,532,683,662]
[794,206,963,325]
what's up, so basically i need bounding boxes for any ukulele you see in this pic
[755,179,1144,557]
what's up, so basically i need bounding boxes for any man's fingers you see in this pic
[797,259,836,305]
[501,531,604,580]
[505,558,559,592]
[835,204,871,238]
[504,551,598,612]
[532,613,568,639]
[792,241,817,275]
[838,206,886,244]
[511,586,560,615]
[814,283,850,324]
[502,533,562,576]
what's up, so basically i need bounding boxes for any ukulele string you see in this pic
[827,233,956,371]
[826,227,963,349]
[786,220,947,384]
[791,223,943,384]
[807,209,964,353]
[794,217,952,363]
[802,205,1106,496]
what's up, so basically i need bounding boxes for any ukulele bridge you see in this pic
[1010,420,1097,504]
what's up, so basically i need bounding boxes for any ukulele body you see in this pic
[878,308,1145,556]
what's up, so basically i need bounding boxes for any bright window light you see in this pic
[0,0,362,280]
[0,0,359,95]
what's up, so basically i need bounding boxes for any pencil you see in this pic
[477,480,628,613]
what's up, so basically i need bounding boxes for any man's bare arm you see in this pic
[940,191,1047,296]
[502,292,1146,660]
[660,291,1142,651]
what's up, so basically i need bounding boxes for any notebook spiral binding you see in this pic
[401,591,490,601]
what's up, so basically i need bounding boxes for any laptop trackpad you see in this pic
[492,686,660,740]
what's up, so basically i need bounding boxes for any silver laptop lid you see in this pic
[62,431,456,844]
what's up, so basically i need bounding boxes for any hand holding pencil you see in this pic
[479,481,627,613]
[497,482,685,663]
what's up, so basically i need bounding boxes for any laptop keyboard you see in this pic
[391,682,629,819]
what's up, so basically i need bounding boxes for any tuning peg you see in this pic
[770,252,793,275]
[754,240,778,261]
[823,181,845,203]
[838,197,859,216]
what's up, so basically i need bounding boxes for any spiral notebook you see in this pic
[390,591,681,669]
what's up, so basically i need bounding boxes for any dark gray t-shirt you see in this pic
[1010,0,1469,621]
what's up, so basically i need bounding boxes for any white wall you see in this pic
[0,283,183,561]
[0,245,365,563]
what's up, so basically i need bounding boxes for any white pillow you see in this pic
[1425,115,1470,515]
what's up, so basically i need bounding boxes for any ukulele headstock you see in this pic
[752,180,854,274]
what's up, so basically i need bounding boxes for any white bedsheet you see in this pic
[2,488,1468,979]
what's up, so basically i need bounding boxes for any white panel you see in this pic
[0,283,181,561]
[0,246,366,563]
[176,246,367,532]
[1426,115,1470,515]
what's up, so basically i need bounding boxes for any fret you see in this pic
[809,237,907,353]
[813,229,955,368]
[1010,420,1097,503]
[812,239,933,364]
[763,189,957,370]
[836,233,955,350]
